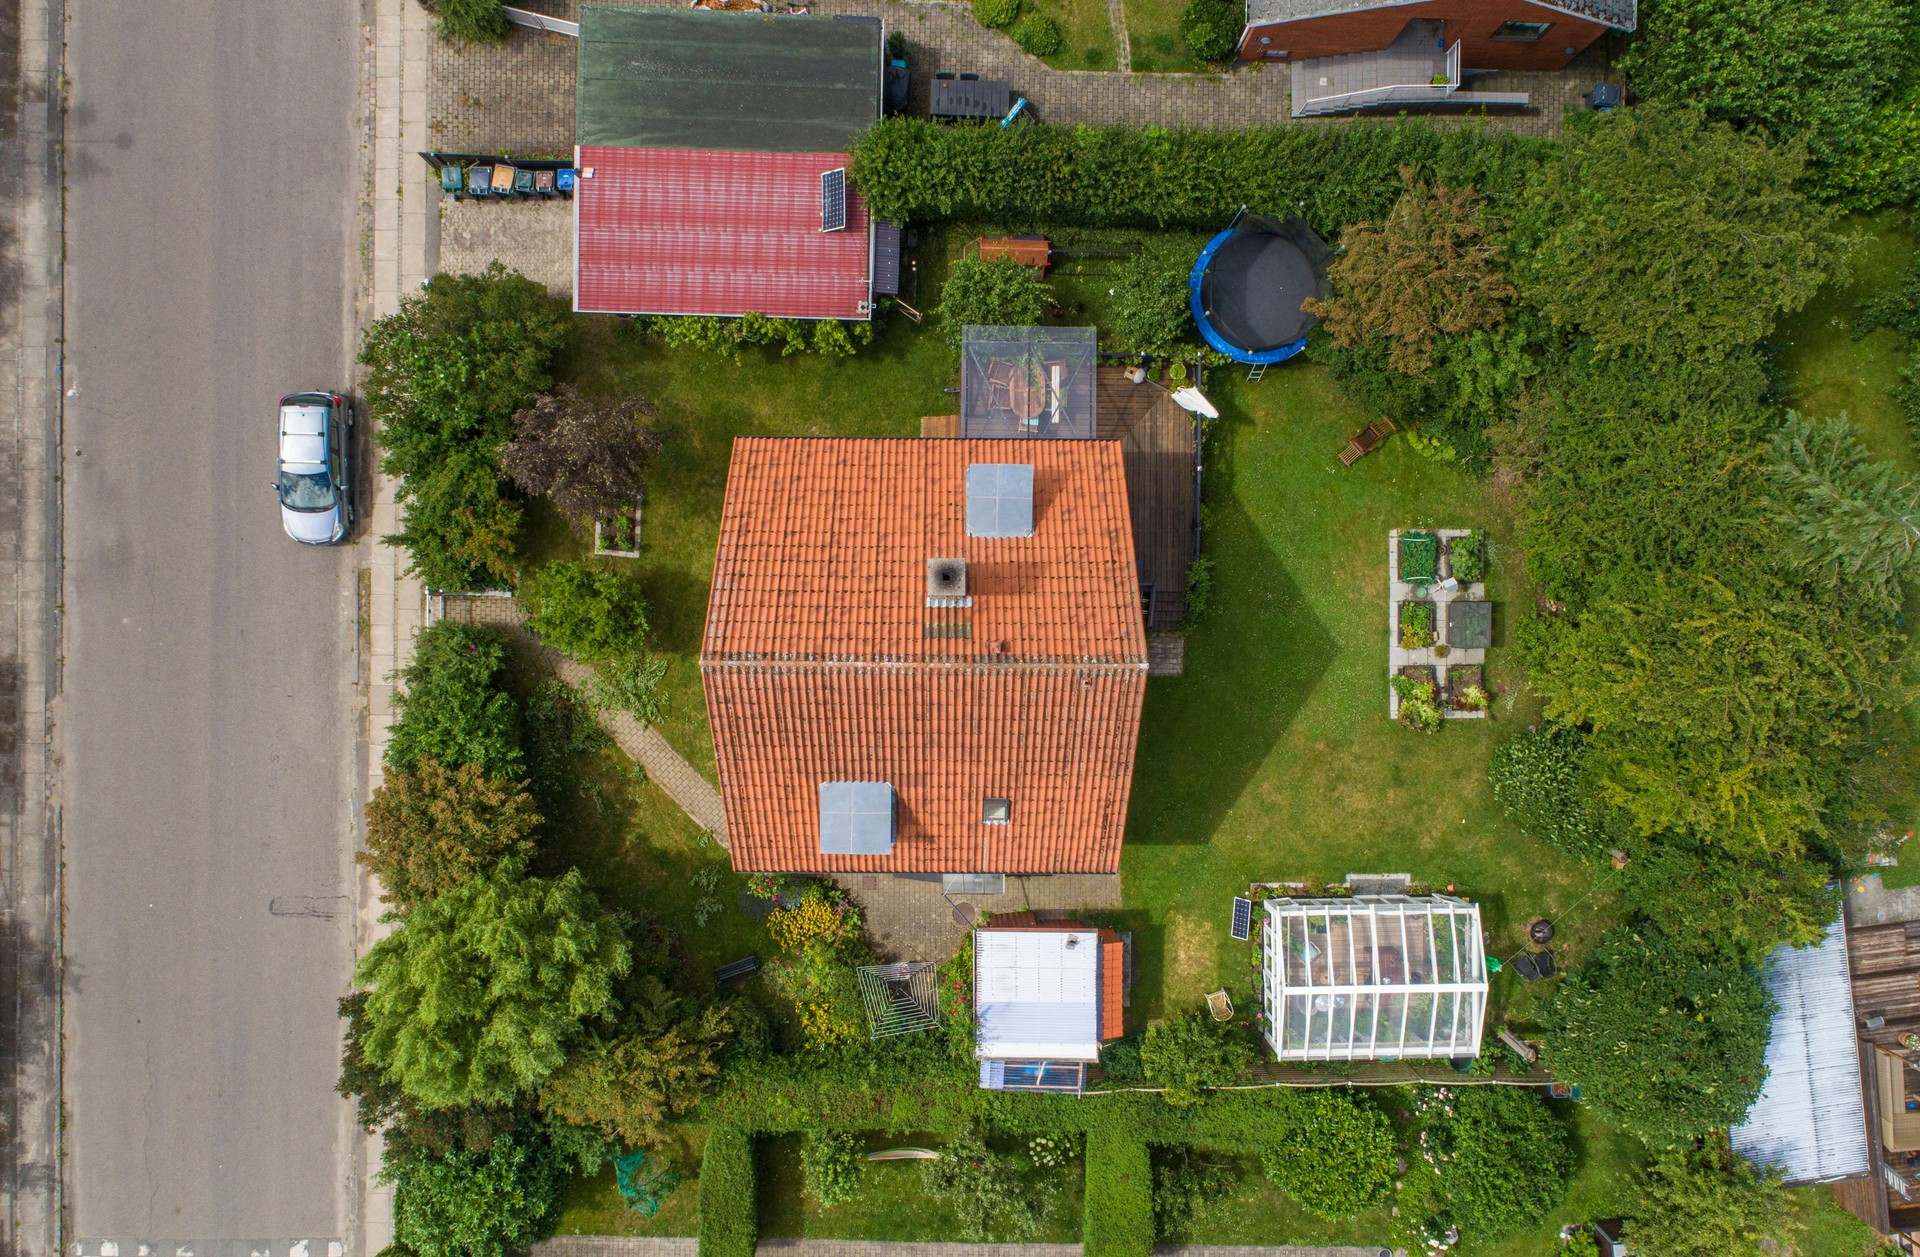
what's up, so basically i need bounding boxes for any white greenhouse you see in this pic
[1259,894,1489,1062]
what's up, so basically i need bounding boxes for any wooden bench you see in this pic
[712,955,760,990]
[1338,416,1397,466]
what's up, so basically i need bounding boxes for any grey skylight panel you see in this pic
[819,780,895,855]
[966,463,1035,538]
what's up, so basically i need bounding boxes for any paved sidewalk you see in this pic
[433,593,730,842]
[0,0,64,1248]
[536,1238,1400,1256]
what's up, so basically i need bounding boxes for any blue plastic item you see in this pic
[556,167,577,194]
[1188,225,1309,366]
[615,1146,681,1215]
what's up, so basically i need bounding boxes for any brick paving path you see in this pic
[433,593,730,842]
[429,0,1609,156]
[833,871,1122,961]
[536,1238,1401,1256]
[439,196,574,297]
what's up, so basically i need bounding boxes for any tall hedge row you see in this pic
[1083,1131,1153,1257]
[848,116,1556,232]
[697,1126,756,1257]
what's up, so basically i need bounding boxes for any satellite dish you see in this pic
[1170,387,1219,419]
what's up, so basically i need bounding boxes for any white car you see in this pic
[275,392,352,545]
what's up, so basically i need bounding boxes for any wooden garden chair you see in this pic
[1338,415,1397,466]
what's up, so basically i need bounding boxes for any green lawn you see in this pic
[1124,0,1206,72]
[1030,0,1119,71]
[1121,363,1610,1025]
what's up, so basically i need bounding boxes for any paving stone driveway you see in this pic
[428,0,1611,155]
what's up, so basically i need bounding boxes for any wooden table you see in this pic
[931,78,1012,120]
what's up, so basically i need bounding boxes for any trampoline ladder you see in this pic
[1246,362,1267,383]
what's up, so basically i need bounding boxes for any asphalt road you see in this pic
[63,0,363,1241]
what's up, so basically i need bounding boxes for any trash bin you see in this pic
[1585,82,1622,111]
[490,164,515,195]
[533,169,556,196]
[467,165,492,197]
[513,167,535,196]
[439,164,465,196]
[556,167,576,197]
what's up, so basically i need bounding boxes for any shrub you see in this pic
[849,117,1555,231]
[767,887,854,952]
[521,677,610,809]
[972,0,1021,28]
[354,867,631,1109]
[538,979,731,1152]
[1766,409,1920,612]
[499,385,662,536]
[360,266,567,588]
[1542,925,1774,1147]
[585,652,671,726]
[801,1129,866,1207]
[699,1126,757,1257]
[1083,1131,1152,1257]
[361,759,540,909]
[437,0,512,43]
[384,1130,562,1257]
[1424,1086,1573,1237]
[1012,12,1065,56]
[921,1128,1044,1241]
[644,313,874,361]
[938,256,1050,349]
[1260,1090,1395,1219]
[1139,1011,1254,1105]
[520,560,651,664]
[1487,727,1606,855]
[1150,1147,1233,1241]
[1180,555,1215,630]
[1180,0,1240,60]
[1109,243,1198,354]
[1625,1134,1800,1257]
[385,622,522,779]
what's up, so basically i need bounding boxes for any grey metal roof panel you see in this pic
[1731,916,1870,1185]
[966,463,1035,538]
[1245,0,1635,33]
[872,221,902,297]
[578,7,883,153]
[819,780,895,855]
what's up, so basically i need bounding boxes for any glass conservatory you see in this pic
[1259,894,1488,1062]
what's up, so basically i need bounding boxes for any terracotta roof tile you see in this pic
[703,438,1146,873]
[1100,936,1126,1041]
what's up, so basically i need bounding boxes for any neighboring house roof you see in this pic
[975,926,1107,1060]
[702,437,1146,873]
[1732,915,1870,1185]
[574,147,874,319]
[1245,0,1637,33]
[577,7,882,153]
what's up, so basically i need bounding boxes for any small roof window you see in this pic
[983,797,1011,824]
[819,781,895,855]
[966,463,1035,538]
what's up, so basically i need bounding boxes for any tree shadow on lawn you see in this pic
[1126,489,1338,848]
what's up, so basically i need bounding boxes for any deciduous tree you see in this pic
[1542,926,1773,1147]
[354,867,630,1109]
[519,560,652,665]
[1624,1135,1800,1257]
[937,257,1049,349]
[499,385,663,536]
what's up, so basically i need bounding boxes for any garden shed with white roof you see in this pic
[1259,894,1488,1062]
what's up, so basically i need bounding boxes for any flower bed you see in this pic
[1446,665,1489,713]
[1397,600,1436,649]
[1398,531,1439,584]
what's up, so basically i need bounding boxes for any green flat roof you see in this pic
[578,7,881,153]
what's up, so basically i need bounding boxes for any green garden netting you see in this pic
[1399,532,1438,583]
[616,1147,682,1215]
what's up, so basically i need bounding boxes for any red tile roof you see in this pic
[1099,932,1126,1041]
[703,438,1147,874]
[574,146,873,320]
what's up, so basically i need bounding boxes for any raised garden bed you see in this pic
[1398,531,1439,584]
[594,502,643,558]
[1446,665,1488,713]
[1444,530,1484,585]
[1397,600,1436,650]
[1398,664,1438,689]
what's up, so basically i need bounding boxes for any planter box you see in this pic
[593,503,643,558]
[1397,599,1437,650]
[1397,531,1439,584]
[1443,531,1485,585]
[1446,664,1487,712]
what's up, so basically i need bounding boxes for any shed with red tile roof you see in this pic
[702,437,1147,873]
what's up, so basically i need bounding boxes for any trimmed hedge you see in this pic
[698,1126,756,1257]
[1083,1132,1153,1257]
[848,117,1556,232]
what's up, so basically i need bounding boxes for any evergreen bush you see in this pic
[698,1126,757,1257]
[972,0,1022,29]
[1259,1090,1395,1219]
[385,622,522,780]
[1180,0,1240,61]
[1084,1131,1153,1257]
[1012,12,1065,56]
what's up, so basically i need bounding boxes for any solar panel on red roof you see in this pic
[821,168,848,233]
[576,147,873,320]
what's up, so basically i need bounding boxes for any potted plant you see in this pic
[1169,360,1188,383]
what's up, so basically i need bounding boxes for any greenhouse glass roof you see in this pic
[1259,895,1488,1062]
[959,326,1098,440]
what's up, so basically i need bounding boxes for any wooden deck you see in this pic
[1095,367,1195,633]
[1851,922,1920,1046]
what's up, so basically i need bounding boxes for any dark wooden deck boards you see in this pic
[1095,367,1195,633]
[1851,923,1920,1045]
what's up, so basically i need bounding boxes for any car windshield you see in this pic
[278,469,336,511]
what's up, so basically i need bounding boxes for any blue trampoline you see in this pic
[1189,213,1333,365]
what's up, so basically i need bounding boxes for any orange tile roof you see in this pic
[1100,934,1126,1041]
[703,437,1147,873]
